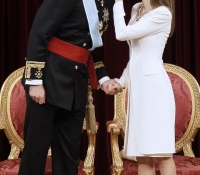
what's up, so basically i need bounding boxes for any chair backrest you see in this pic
[113,63,200,156]
[0,67,93,160]
[0,67,25,159]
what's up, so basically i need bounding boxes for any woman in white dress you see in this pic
[109,0,176,174]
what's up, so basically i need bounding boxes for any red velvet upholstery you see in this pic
[10,80,26,139]
[168,72,192,141]
[0,157,86,175]
[0,157,52,175]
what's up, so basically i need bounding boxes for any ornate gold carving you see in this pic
[82,83,98,175]
[8,143,21,159]
[163,63,200,155]
[107,119,124,174]
[109,126,123,175]
[183,141,195,157]
[82,130,97,175]
[0,67,25,156]
[25,61,45,79]
[114,88,127,134]
[94,61,105,69]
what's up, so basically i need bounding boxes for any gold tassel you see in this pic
[85,85,96,132]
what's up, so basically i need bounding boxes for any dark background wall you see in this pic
[0,0,200,175]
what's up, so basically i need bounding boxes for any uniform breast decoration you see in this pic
[97,0,109,36]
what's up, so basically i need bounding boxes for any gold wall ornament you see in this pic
[25,61,45,79]
[102,8,109,23]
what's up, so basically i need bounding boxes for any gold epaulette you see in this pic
[94,61,105,69]
[25,61,45,79]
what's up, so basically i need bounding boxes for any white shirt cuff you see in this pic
[25,80,43,85]
[98,76,110,85]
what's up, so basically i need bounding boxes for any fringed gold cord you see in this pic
[85,103,96,132]
[85,85,96,132]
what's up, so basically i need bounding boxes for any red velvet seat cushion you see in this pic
[0,156,86,175]
[110,155,200,175]
[172,155,200,175]
[0,156,52,175]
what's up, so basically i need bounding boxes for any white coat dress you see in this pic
[113,2,176,157]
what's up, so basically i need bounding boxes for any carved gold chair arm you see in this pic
[107,121,123,175]
[8,142,21,159]
[82,124,99,175]
[183,141,195,157]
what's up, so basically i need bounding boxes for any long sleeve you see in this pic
[113,1,172,41]
[24,0,78,82]
[115,61,130,88]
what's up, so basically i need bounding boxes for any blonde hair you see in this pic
[150,0,175,37]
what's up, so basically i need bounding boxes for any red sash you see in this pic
[47,37,98,89]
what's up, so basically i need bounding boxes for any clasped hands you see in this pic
[101,79,123,95]
[29,79,123,104]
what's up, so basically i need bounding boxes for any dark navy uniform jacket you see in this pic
[22,0,115,110]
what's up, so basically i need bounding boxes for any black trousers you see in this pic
[18,94,85,175]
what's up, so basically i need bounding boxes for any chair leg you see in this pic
[82,130,96,175]
[110,127,123,175]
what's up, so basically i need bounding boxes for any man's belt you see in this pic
[47,37,98,89]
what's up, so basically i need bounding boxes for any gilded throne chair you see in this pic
[0,67,98,175]
[107,63,200,175]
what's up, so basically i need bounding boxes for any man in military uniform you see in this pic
[18,0,121,175]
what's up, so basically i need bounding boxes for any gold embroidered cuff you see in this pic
[94,61,105,69]
[25,61,45,79]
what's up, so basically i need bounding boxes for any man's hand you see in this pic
[29,85,46,104]
[101,79,123,95]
